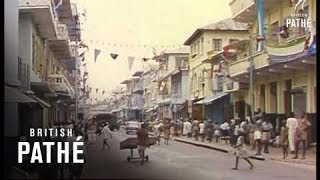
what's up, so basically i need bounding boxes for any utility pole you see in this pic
[248,34,255,118]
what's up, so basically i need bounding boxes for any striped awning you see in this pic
[5,86,36,103]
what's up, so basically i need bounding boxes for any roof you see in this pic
[184,18,248,45]
[132,71,144,77]
[163,46,190,55]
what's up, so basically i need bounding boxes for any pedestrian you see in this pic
[254,124,262,156]
[280,119,289,159]
[261,117,273,154]
[232,136,254,170]
[186,120,192,138]
[137,123,149,165]
[232,119,240,147]
[207,124,214,143]
[220,121,230,144]
[199,121,205,142]
[183,120,188,136]
[164,123,171,145]
[192,119,200,141]
[154,123,161,145]
[286,112,298,154]
[170,123,175,140]
[293,112,311,159]
[249,121,256,150]
[100,123,113,150]
[213,122,220,143]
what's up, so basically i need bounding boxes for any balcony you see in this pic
[48,23,71,60]
[265,27,309,55]
[230,0,284,23]
[19,0,57,39]
[48,74,73,96]
[228,51,269,78]
[18,57,30,91]
[223,79,249,93]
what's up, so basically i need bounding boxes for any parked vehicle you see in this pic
[125,121,140,134]
[93,113,120,131]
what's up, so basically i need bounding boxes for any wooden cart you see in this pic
[120,137,157,162]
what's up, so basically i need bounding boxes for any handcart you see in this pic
[120,137,157,162]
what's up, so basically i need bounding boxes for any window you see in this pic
[200,37,204,55]
[229,39,239,44]
[270,82,278,113]
[191,45,193,55]
[212,39,222,51]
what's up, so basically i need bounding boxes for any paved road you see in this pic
[81,129,316,180]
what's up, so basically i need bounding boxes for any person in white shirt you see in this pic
[185,120,192,138]
[254,124,262,155]
[286,112,298,153]
[153,124,161,145]
[100,123,113,150]
[199,121,205,142]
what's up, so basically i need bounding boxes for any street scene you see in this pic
[4,0,317,179]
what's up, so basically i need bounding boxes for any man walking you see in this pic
[199,121,205,142]
[293,112,311,159]
[137,123,149,165]
[286,112,298,154]
[100,123,113,150]
[261,117,273,154]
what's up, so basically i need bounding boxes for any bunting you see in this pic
[110,53,119,60]
[79,41,89,50]
[96,88,99,93]
[94,49,101,62]
[128,56,134,70]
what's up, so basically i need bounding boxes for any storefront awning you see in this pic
[5,86,37,103]
[30,95,51,108]
[196,93,228,105]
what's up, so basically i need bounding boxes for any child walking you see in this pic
[280,120,289,159]
[232,136,254,170]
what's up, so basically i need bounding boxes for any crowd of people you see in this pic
[149,109,312,160]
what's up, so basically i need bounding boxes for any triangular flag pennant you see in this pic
[110,53,118,60]
[96,88,99,93]
[128,56,134,70]
[94,49,101,63]
[79,52,85,58]
[79,42,89,50]
[142,58,149,62]
[102,90,105,95]
[83,63,87,67]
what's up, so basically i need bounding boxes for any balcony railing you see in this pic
[265,27,308,48]
[18,57,30,91]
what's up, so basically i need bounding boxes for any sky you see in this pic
[75,0,232,102]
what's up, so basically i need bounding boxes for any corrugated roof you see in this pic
[163,46,190,55]
[184,18,248,45]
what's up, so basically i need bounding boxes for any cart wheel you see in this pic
[145,155,149,162]
[127,156,130,162]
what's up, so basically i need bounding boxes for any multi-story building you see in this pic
[17,0,81,134]
[227,0,316,142]
[155,47,190,120]
[142,64,159,121]
[184,18,248,121]
[120,71,144,121]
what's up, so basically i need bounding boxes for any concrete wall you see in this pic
[5,0,19,86]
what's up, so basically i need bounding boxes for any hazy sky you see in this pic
[75,0,232,101]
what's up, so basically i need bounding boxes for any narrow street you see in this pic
[81,128,316,180]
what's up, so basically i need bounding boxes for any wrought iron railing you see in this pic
[265,27,308,48]
[18,57,30,91]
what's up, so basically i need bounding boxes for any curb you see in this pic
[174,138,265,161]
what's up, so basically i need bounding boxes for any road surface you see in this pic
[81,128,316,180]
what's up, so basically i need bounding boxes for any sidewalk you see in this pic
[173,135,316,165]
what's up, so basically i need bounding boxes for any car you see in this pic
[93,113,120,131]
[125,121,140,134]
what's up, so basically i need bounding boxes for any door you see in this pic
[293,92,306,118]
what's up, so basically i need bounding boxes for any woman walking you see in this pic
[164,123,171,145]
[232,136,254,170]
